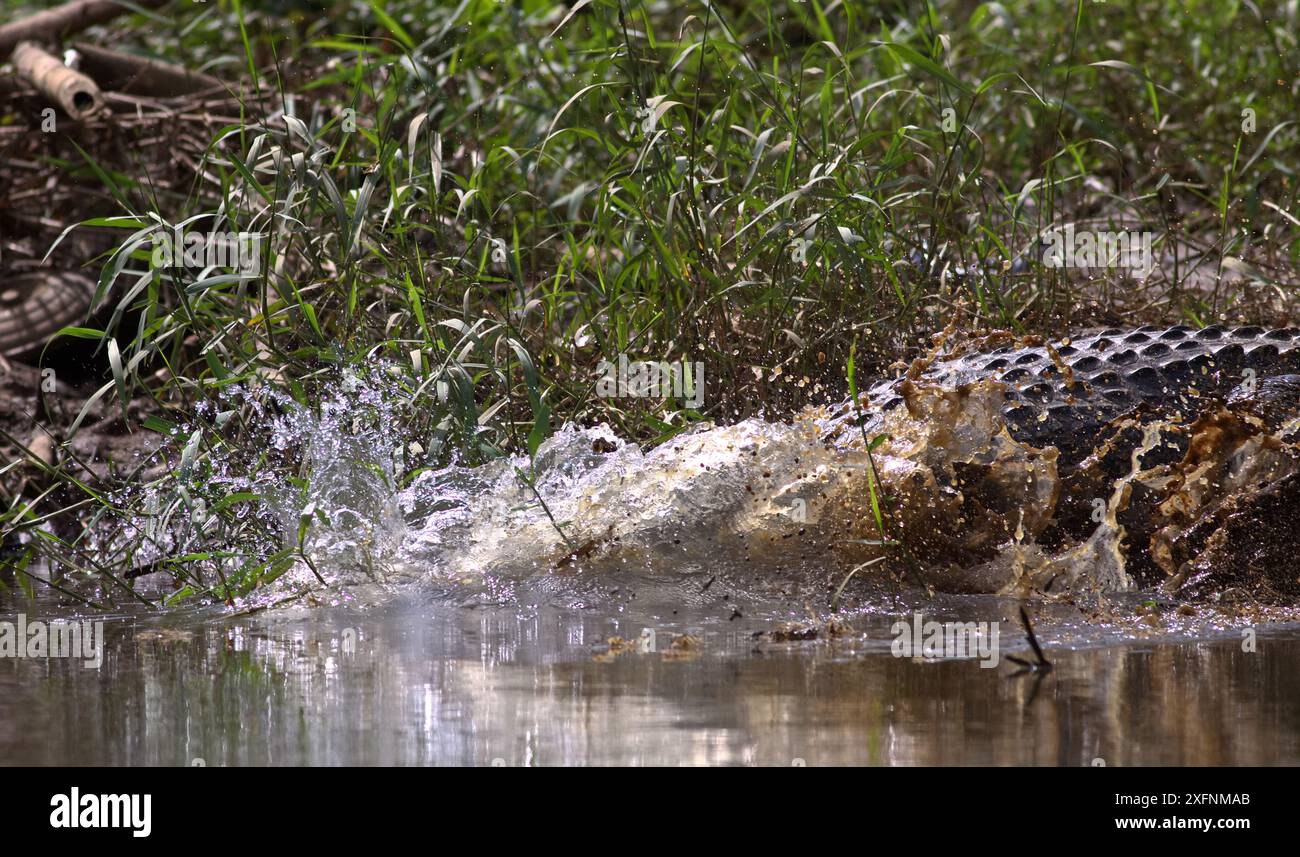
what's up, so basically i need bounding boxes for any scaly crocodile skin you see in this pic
[828,324,1300,466]
[0,271,97,358]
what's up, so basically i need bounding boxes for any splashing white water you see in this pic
[109,360,1299,610]
[242,368,1075,599]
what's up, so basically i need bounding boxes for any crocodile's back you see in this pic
[835,325,1300,465]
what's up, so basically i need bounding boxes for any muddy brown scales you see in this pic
[824,324,1300,470]
[817,324,1300,598]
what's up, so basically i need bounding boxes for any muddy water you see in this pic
[4,585,1299,766]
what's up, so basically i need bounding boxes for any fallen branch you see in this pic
[71,42,225,97]
[12,41,103,119]
[0,0,169,61]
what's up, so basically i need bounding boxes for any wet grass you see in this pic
[2,0,1298,603]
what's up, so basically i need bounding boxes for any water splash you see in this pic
[262,372,407,581]
[96,359,1300,610]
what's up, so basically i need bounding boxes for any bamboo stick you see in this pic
[12,41,103,119]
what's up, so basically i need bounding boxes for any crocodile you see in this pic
[0,270,98,358]
[824,323,1300,469]
[814,323,1300,598]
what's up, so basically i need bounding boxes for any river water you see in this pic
[4,584,1299,766]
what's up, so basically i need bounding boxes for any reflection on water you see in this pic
[3,593,1300,766]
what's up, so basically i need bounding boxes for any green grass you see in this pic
[2,0,1298,604]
